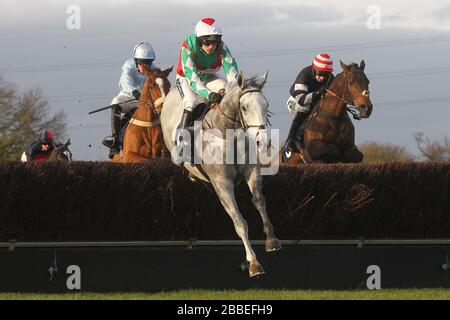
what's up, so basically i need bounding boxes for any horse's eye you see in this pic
[242,106,247,112]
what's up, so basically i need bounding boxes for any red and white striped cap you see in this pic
[312,53,333,72]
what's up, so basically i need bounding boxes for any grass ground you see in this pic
[1,289,450,300]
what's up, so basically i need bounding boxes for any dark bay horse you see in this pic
[21,139,73,162]
[284,61,373,164]
[48,139,73,161]
[112,66,173,162]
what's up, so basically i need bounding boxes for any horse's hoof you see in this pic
[266,238,282,252]
[249,261,265,277]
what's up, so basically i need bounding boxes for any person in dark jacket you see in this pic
[285,53,335,153]
[25,129,58,162]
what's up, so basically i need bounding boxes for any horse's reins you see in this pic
[129,77,165,128]
[198,88,268,182]
[214,89,267,131]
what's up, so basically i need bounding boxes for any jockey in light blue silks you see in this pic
[174,17,239,146]
[102,42,159,158]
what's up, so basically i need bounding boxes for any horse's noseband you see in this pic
[238,89,267,130]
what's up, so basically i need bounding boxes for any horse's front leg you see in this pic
[340,146,364,163]
[124,139,151,162]
[150,128,170,158]
[124,150,150,162]
[210,176,265,277]
[244,166,281,252]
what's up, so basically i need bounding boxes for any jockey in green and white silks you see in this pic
[174,17,238,145]
[102,42,159,158]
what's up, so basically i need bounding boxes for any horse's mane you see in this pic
[222,75,262,105]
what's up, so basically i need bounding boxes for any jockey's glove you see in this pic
[318,86,327,95]
[132,90,141,101]
[208,92,223,105]
[311,92,321,104]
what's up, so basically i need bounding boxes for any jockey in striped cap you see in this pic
[312,53,334,72]
[284,53,335,154]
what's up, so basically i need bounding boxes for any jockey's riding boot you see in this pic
[285,112,307,153]
[102,105,122,150]
[175,109,192,146]
[173,109,193,164]
[102,136,116,149]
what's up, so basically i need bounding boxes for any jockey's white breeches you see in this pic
[111,92,140,113]
[175,74,226,112]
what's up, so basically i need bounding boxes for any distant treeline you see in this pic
[0,160,449,242]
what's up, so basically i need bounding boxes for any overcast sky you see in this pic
[1,0,449,160]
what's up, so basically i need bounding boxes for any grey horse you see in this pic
[160,72,281,277]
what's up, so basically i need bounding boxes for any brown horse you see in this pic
[112,66,173,162]
[21,139,73,162]
[283,60,373,164]
[48,139,73,161]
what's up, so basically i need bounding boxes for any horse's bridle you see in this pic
[218,89,268,131]
[129,75,166,128]
[325,71,370,120]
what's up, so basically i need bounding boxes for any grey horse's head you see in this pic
[221,72,272,154]
[222,71,270,132]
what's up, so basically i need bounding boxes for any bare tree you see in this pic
[359,141,415,163]
[414,132,450,161]
[0,77,67,160]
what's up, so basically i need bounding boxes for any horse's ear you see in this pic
[360,60,365,71]
[162,66,174,77]
[340,60,350,74]
[237,71,245,89]
[255,71,269,88]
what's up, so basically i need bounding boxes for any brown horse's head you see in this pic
[141,65,173,114]
[340,60,373,118]
[48,140,72,161]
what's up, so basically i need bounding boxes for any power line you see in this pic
[236,35,450,59]
[0,16,367,42]
[41,64,450,106]
[2,35,450,74]
[71,94,450,131]
[266,66,450,88]
[45,64,450,104]
[376,96,450,107]
[50,93,450,110]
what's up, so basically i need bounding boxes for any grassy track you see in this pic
[1,289,450,300]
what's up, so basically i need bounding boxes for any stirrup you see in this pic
[102,136,116,148]
[285,139,298,154]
